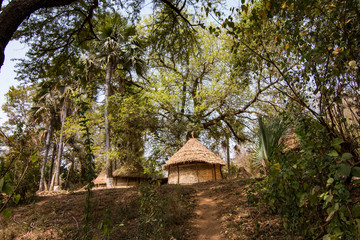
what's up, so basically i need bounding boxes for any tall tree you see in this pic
[88,12,145,186]
[31,81,59,191]
[144,24,276,157]
[49,85,72,190]
[0,85,40,204]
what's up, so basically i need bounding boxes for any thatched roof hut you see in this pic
[164,138,226,184]
[93,164,149,187]
[93,171,106,187]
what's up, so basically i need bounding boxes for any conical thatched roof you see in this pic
[163,138,226,170]
[93,171,106,185]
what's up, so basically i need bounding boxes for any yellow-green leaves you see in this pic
[349,60,357,68]
[2,208,12,218]
[31,152,38,163]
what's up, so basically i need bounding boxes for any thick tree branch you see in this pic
[160,0,193,27]
[222,119,249,142]
[202,78,279,129]
[0,0,101,69]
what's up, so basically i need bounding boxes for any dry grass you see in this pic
[1,179,291,240]
[0,186,195,240]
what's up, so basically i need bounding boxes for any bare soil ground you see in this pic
[0,179,290,240]
[189,179,289,240]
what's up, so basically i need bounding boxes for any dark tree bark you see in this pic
[0,0,79,68]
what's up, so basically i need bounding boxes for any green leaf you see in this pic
[322,234,331,240]
[352,203,360,218]
[337,163,351,176]
[327,150,338,157]
[0,178,4,192]
[2,182,14,195]
[341,152,353,161]
[331,138,344,146]
[13,194,21,204]
[326,178,334,187]
[324,194,333,204]
[31,152,38,163]
[351,167,360,178]
[299,193,308,207]
[2,208,12,218]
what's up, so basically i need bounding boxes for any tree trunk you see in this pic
[47,142,57,190]
[105,59,113,187]
[50,99,68,190]
[226,134,231,180]
[64,161,73,189]
[38,117,54,191]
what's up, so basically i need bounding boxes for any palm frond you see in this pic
[250,116,287,170]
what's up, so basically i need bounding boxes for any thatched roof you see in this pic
[163,138,226,170]
[93,164,147,185]
[113,164,147,178]
[93,171,106,185]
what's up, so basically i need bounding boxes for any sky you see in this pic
[0,40,27,125]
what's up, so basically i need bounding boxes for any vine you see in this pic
[74,92,96,239]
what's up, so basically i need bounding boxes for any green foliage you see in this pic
[221,162,239,179]
[74,92,96,240]
[138,182,167,239]
[97,209,113,240]
[109,88,157,168]
[250,117,359,238]
[250,116,287,172]
[137,183,193,240]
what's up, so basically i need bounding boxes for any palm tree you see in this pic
[31,81,60,191]
[250,116,287,174]
[49,85,73,191]
[33,79,74,191]
[90,12,145,187]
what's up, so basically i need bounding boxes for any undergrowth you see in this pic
[137,182,195,240]
[246,117,360,239]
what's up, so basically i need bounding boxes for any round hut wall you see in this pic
[168,162,222,184]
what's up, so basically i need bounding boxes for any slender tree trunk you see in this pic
[47,142,57,190]
[50,99,68,190]
[226,133,231,180]
[39,117,54,191]
[64,161,73,189]
[105,59,113,187]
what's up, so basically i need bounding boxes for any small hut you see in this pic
[93,171,107,187]
[93,164,148,187]
[112,164,148,186]
[163,138,226,184]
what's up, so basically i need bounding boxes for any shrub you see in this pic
[251,117,360,239]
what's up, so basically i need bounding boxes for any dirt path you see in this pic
[190,187,222,240]
[187,180,289,240]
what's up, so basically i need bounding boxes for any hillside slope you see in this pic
[0,179,289,239]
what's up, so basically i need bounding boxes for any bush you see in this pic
[251,117,360,239]
[137,182,194,240]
